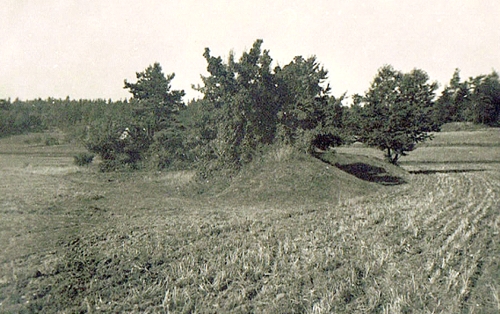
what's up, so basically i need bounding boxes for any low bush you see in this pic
[73,152,94,166]
[98,159,141,172]
[44,136,60,146]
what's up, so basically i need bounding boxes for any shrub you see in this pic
[73,152,94,166]
[293,129,316,154]
[44,136,60,146]
[313,129,348,150]
[98,160,119,172]
[98,158,141,172]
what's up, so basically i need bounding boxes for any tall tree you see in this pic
[123,63,187,169]
[433,69,470,125]
[275,56,331,144]
[357,65,438,164]
[469,71,500,125]
[84,63,186,170]
[435,69,500,126]
[124,62,185,139]
[195,39,279,170]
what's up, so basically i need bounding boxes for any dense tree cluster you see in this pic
[1,40,499,172]
[191,40,345,175]
[432,69,500,126]
[0,97,132,139]
[0,98,45,135]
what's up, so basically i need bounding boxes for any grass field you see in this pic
[336,127,500,173]
[0,130,499,313]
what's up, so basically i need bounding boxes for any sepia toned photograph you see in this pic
[1,1,499,312]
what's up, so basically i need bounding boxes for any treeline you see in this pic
[433,69,500,126]
[1,40,499,173]
[0,97,132,138]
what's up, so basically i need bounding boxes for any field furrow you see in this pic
[409,172,499,311]
[323,170,499,312]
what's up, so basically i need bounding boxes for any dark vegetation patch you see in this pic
[73,152,94,166]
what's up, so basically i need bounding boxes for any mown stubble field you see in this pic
[0,130,499,313]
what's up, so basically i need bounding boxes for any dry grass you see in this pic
[0,131,87,157]
[421,129,500,147]
[439,122,493,132]
[0,131,499,313]
[401,146,499,163]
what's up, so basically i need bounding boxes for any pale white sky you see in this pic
[1,0,499,101]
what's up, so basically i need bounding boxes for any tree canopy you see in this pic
[124,62,185,138]
[354,65,438,164]
[194,39,343,174]
[433,69,500,126]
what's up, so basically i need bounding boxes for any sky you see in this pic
[1,0,499,102]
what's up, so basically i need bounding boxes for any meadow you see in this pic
[0,128,499,313]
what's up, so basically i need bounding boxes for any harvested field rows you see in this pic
[0,134,498,312]
[4,170,495,313]
[329,171,500,312]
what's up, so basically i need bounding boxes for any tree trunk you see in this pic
[391,153,400,165]
[386,148,399,165]
[385,148,393,163]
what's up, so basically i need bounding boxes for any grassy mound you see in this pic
[216,146,407,206]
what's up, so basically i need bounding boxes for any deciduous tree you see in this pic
[357,65,438,164]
